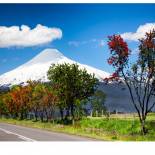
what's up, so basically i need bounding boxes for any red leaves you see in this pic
[108,34,130,69]
[3,82,58,117]
[105,30,155,83]
[103,71,119,83]
[8,86,32,114]
[108,35,130,57]
[140,30,155,49]
[138,30,155,79]
[144,40,154,48]
[112,72,119,78]
[104,34,130,82]
[42,88,58,107]
[107,56,116,65]
[108,40,116,49]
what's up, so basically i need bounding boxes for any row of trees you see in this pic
[0,81,57,122]
[0,63,106,124]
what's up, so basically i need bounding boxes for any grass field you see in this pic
[0,113,155,141]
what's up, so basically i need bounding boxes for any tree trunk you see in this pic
[60,108,64,121]
[65,107,70,119]
[43,108,48,122]
[90,110,93,117]
[40,111,44,122]
[141,119,147,135]
[71,104,75,125]
[50,109,55,124]
[24,112,28,120]
[20,112,24,120]
[34,109,38,121]
[15,112,18,118]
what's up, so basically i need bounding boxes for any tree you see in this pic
[3,92,17,118]
[9,85,32,120]
[42,85,58,122]
[106,30,155,134]
[47,63,99,124]
[26,80,40,121]
[28,81,58,122]
[91,90,106,117]
[32,82,46,122]
[0,93,8,116]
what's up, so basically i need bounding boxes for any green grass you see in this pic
[0,113,155,141]
[80,116,155,141]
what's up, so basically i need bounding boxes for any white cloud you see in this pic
[0,24,62,47]
[68,41,79,47]
[121,23,155,41]
[99,40,105,47]
[68,39,105,48]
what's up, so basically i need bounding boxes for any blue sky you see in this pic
[0,4,155,75]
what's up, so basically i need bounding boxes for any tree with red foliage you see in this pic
[3,92,17,118]
[9,85,32,119]
[42,87,58,122]
[107,35,130,79]
[29,81,58,122]
[106,30,155,134]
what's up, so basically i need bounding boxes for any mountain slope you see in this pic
[0,48,110,87]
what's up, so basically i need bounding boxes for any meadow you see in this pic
[0,113,155,141]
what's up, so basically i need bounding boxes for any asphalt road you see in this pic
[0,123,94,141]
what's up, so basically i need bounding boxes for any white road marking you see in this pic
[0,127,36,141]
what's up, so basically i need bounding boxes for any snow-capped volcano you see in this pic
[1,48,154,113]
[0,48,110,87]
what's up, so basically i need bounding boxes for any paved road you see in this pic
[0,123,94,141]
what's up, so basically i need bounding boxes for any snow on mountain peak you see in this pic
[23,48,64,66]
[0,48,110,87]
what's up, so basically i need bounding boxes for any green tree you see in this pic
[0,93,8,116]
[32,82,45,122]
[47,63,98,124]
[3,92,16,118]
[91,90,106,117]
[29,81,58,122]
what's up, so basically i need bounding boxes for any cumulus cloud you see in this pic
[0,24,62,47]
[121,23,155,41]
